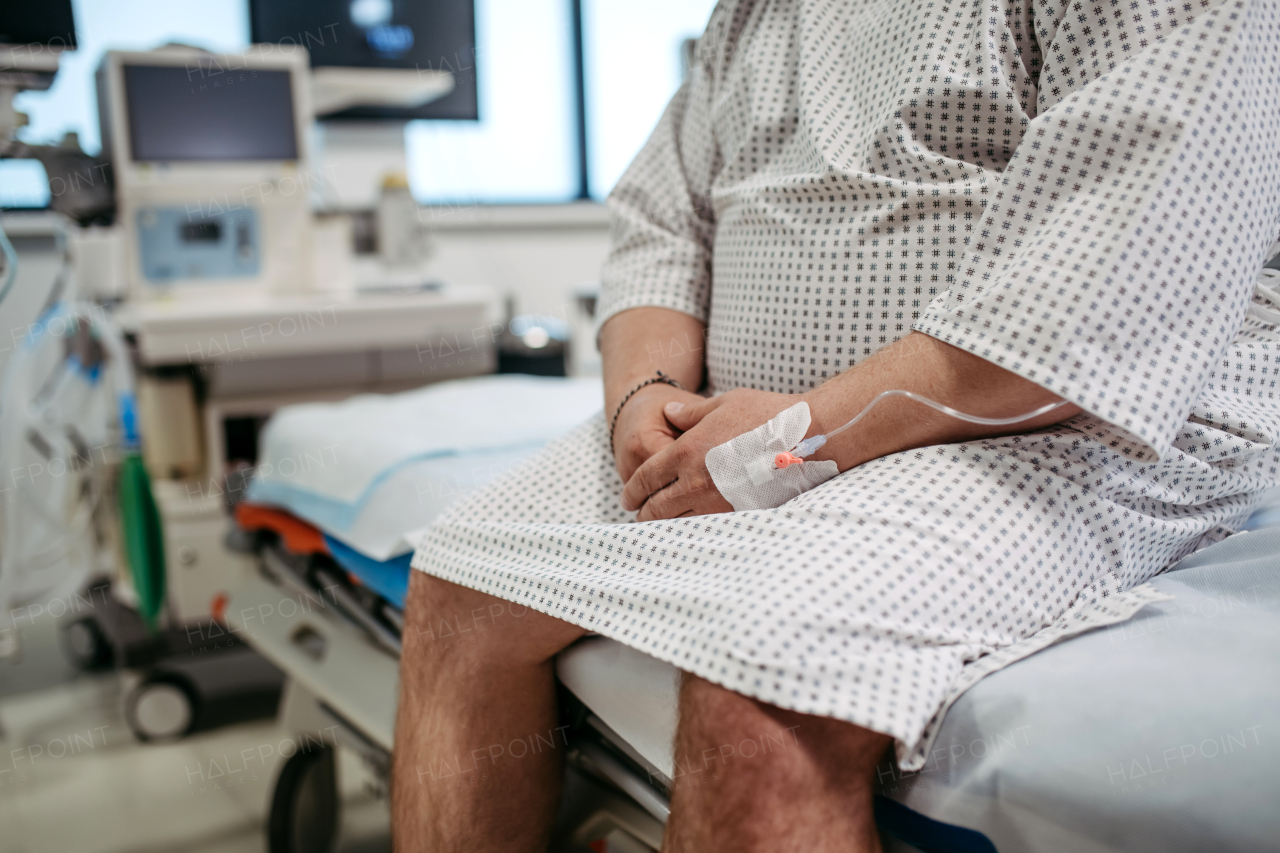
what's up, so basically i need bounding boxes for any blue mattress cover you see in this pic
[324,534,411,608]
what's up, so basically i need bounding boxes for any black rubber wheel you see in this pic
[267,742,340,853]
[60,615,114,670]
[125,675,197,742]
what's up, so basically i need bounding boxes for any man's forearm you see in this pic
[802,332,1081,471]
[600,307,706,417]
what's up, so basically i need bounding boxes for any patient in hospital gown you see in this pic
[400,0,1280,847]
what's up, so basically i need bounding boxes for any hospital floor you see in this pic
[0,615,391,853]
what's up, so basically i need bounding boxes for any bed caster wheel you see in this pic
[61,616,114,670]
[125,675,196,741]
[268,742,340,853]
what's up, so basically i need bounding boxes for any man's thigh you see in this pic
[401,569,587,673]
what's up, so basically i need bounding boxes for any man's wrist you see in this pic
[799,389,836,441]
[607,373,663,418]
[611,382,667,426]
[608,371,686,451]
[799,385,895,469]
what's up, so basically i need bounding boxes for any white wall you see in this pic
[420,203,611,319]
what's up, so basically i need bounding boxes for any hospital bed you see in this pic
[226,374,1280,853]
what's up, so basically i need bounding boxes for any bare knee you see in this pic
[402,570,585,672]
[678,675,799,739]
[668,677,890,852]
[676,676,800,772]
[676,675,891,787]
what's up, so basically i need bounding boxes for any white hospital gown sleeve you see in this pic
[913,0,1280,460]
[593,11,726,330]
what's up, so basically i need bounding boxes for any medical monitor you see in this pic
[98,48,311,169]
[248,0,478,121]
[97,48,314,298]
[122,64,299,162]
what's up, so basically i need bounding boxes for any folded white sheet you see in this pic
[247,375,602,538]
[333,444,543,560]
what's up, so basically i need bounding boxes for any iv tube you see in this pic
[789,390,1071,459]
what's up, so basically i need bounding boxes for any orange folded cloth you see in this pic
[235,503,329,555]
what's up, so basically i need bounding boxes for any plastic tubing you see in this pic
[790,390,1071,458]
[0,222,17,307]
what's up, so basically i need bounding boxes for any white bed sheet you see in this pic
[247,375,602,558]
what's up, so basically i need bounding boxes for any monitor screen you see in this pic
[0,2,76,48]
[248,0,478,121]
[123,64,299,162]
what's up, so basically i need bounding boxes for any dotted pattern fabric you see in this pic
[416,0,1280,768]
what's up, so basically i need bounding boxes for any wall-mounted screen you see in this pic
[249,0,478,121]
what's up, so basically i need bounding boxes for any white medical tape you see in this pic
[705,402,840,511]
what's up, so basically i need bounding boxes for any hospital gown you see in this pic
[413,0,1280,768]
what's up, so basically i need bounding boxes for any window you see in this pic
[581,0,717,200]
[13,0,716,206]
[405,0,579,204]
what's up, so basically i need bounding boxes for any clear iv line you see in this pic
[0,223,17,307]
[789,391,1071,459]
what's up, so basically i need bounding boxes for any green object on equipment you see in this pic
[118,452,165,629]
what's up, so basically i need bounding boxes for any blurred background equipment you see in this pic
[0,1,77,140]
[497,298,571,376]
[96,46,316,299]
[0,1,114,224]
[0,240,131,662]
[0,2,491,772]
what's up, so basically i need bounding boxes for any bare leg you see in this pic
[662,675,892,853]
[392,570,586,852]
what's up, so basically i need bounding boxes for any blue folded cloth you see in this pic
[324,534,411,609]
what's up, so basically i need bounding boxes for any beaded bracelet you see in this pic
[609,370,685,453]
